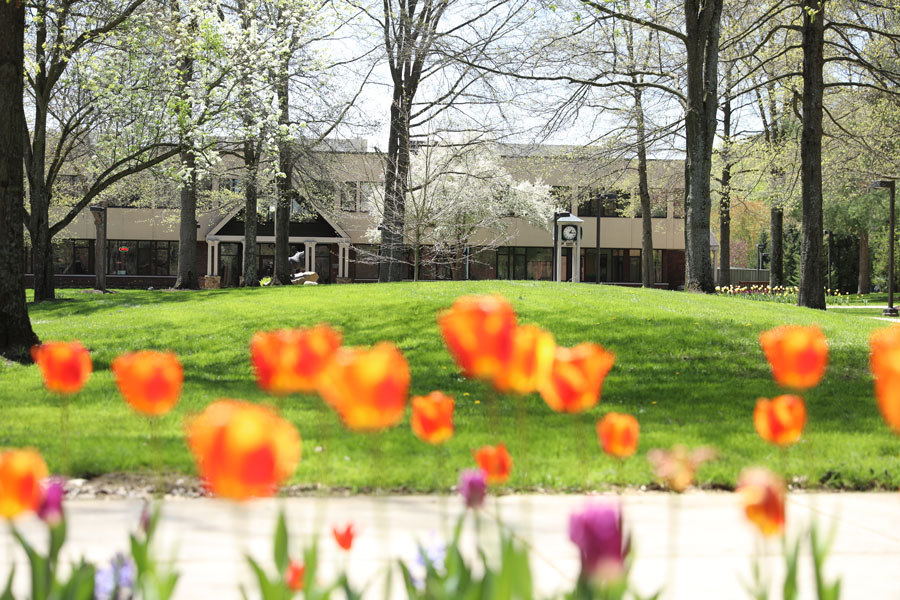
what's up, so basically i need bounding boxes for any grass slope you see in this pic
[3,282,897,492]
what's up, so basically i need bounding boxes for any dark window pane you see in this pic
[138,241,152,275]
[581,248,597,282]
[526,247,552,280]
[470,248,496,280]
[497,247,510,280]
[169,242,179,276]
[612,249,625,281]
[354,244,380,280]
[597,249,610,282]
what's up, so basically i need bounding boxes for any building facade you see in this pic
[25,143,702,289]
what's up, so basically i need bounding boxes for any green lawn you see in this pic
[3,282,898,492]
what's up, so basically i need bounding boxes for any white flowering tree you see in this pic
[366,142,554,280]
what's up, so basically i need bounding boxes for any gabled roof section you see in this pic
[206,202,349,240]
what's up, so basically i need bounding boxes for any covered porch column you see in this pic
[304,241,316,272]
[338,242,350,278]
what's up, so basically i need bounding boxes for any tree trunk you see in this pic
[718,89,732,287]
[798,0,826,310]
[682,0,723,293]
[242,142,259,287]
[634,86,654,288]
[379,86,409,282]
[31,215,55,302]
[0,1,39,362]
[174,149,198,288]
[274,72,292,285]
[858,229,870,294]
[770,207,784,286]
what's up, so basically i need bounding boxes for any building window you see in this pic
[219,242,241,287]
[651,194,668,218]
[612,249,625,281]
[654,249,663,282]
[629,249,641,283]
[339,183,358,212]
[600,192,629,217]
[353,244,380,280]
[220,177,240,193]
[581,247,597,282]
[526,247,552,280]
[469,248,496,280]
[577,189,599,217]
[550,186,574,211]
[108,240,178,276]
[53,239,93,275]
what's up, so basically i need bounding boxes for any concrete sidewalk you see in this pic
[2,492,899,599]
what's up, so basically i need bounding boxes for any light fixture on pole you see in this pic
[873,180,897,317]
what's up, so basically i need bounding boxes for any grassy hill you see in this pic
[3,281,896,492]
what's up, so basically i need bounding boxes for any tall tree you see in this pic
[0,0,39,362]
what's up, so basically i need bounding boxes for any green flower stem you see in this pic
[149,416,164,499]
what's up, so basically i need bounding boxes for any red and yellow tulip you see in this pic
[410,391,454,444]
[473,443,513,484]
[737,467,786,537]
[318,343,410,431]
[0,449,49,519]
[186,400,301,501]
[439,295,517,381]
[250,325,342,395]
[492,325,556,394]
[596,412,640,459]
[759,325,828,390]
[754,395,806,446]
[540,343,615,413]
[112,350,183,416]
[31,341,92,394]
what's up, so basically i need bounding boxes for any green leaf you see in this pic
[245,555,275,600]
[274,510,289,574]
[1,566,15,600]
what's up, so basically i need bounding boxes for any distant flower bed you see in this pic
[715,284,855,305]
[3,297,898,598]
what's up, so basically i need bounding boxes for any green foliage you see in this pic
[7,515,95,600]
[129,504,179,600]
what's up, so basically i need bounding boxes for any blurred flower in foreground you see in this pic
[759,325,828,389]
[94,553,135,600]
[285,561,305,591]
[647,445,716,493]
[438,295,517,381]
[186,400,301,501]
[473,444,513,484]
[37,478,65,526]
[492,325,556,395]
[457,469,487,509]
[112,350,183,416]
[737,467,786,538]
[540,343,615,413]
[0,448,49,519]
[250,325,342,395]
[754,395,806,446]
[569,503,628,582]
[31,341,92,394]
[869,325,900,433]
[318,343,410,431]
[596,412,640,459]
[410,391,454,444]
[333,523,356,551]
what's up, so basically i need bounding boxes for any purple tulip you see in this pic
[457,469,487,509]
[94,553,135,600]
[568,503,628,581]
[37,478,65,526]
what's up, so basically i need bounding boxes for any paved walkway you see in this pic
[3,492,900,599]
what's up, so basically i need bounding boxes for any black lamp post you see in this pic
[874,180,898,317]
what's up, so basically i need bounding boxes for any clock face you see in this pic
[562,225,578,241]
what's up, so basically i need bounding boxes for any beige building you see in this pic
[27,142,699,288]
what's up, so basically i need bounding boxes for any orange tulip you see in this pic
[31,341,92,394]
[869,326,900,433]
[438,295,517,381]
[285,561,305,591]
[0,449,49,519]
[473,443,513,484]
[318,343,410,431]
[410,392,454,444]
[492,325,556,394]
[333,523,355,551]
[186,400,301,501]
[647,445,716,493]
[596,412,640,459]
[759,325,828,389]
[250,325,342,395]
[754,395,806,446]
[112,350,183,416]
[539,343,615,413]
[737,467,786,537]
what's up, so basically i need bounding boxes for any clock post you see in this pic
[555,213,584,283]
